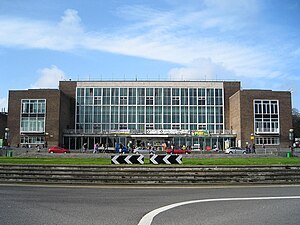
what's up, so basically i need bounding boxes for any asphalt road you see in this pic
[0,184,299,225]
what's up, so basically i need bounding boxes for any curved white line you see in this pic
[137,196,300,225]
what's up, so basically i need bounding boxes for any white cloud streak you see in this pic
[0,2,298,83]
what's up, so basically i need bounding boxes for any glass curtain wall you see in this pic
[75,86,224,134]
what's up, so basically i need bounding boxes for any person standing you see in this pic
[82,143,87,153]
[93,143,99,154]
[252,144,256,154]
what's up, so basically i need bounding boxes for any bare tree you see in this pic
[292,108,300,138]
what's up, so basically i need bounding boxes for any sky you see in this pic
[0,0,299,111]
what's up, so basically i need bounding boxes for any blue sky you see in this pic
[0,0,299,110]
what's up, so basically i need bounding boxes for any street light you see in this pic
[289,129,294,143]
[289,129,295,157]
[4,127,9,146]
[45,132,49,148]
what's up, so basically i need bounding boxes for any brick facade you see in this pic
[7,89,72,147]
[6,81,293,149]
[229,90,292,148]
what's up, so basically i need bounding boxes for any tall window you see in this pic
[21,99,46,133]
[254,100,279,133]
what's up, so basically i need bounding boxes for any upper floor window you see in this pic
[22,99,46,114]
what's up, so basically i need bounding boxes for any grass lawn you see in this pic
[1,157,300,165]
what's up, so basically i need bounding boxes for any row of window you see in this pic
[77,87,223,106]
[255,137,279,145]
[76,106,223,124]
[20,117,45,132]
[20,136,46,145]
[254,100,279,115]
[22,99,46,114]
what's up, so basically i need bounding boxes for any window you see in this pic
[189,88,197,105]
[146,106,154,123]
[154,88,162,105]
[137,88,145,105]
[111,88,119,105]
[181,88,188,105]
[21,99,46,133]
[254,100,279,133]
[172,106,180,123]
[207,89,214,105]
[172,88,180,105]
[129,88,136,105]
[163,88,171,105]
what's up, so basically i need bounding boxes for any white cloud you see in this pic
[0,3,297,81]
[0,9,83,51]
[168,58,234,80]
[31,66,66,89]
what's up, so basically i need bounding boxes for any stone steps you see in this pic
[1,164,300,185]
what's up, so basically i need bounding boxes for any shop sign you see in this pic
[111,129,130,135]
[146,129,189,135]
[191,130,209,137]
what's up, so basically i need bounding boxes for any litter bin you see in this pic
[287,152,291,158]
[6,150,13,157]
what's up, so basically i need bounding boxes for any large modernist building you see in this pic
[7,80,292,150]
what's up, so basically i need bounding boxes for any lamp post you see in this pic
[289,129,294,157]
[45,132,49,149]
[4,127,9,147]
[250,133,255,153]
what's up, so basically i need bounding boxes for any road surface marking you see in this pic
[137,196,300,225]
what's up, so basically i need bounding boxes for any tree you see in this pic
[292,108,300,138]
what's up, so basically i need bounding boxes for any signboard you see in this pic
[0,139,3,148]
[146,129,189,135]
[111,129,130,135]
[191,130,209,137]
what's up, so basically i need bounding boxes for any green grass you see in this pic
[0,157,111,165]
[1,157,300,165]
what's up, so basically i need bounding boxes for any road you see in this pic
[0,184,299,225]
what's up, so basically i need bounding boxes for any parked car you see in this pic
[166,149,191,154]
[48,146,70,153]
[225,147,246,154]
[133,147,156,154]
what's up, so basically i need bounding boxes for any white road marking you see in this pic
[137,196,300,225]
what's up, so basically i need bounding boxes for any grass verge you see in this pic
[1,157,300,165]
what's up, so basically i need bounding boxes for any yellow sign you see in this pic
[192,130,209,137]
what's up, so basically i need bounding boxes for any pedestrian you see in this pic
[252,144,256,154]
[82,143,87,153]
[115,143,120,153]
[127,141,133,153]
[93,143,99,154]
[171,144,174,154]
[262,144,266,154]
